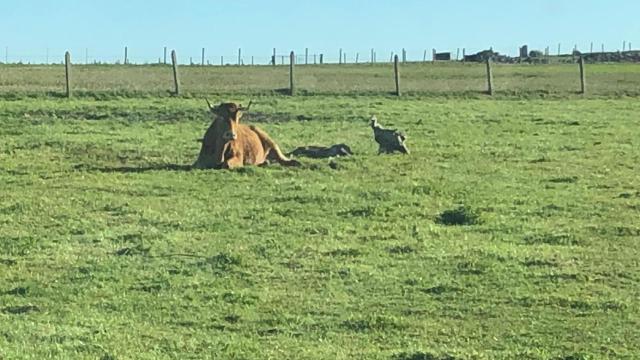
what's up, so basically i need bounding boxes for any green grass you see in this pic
[1,95,639,359]
[1,62,640,98]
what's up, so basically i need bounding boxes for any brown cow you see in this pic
[193,101,300,169]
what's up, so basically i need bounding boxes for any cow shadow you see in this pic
[74,163,193,174]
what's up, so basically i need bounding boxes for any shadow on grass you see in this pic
[74,163,193,173]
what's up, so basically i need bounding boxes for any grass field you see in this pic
[1,64,640,359]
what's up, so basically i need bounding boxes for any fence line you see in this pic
[45,49,602,97]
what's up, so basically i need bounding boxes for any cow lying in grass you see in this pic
[193,101,301,169]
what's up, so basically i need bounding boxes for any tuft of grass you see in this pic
[436,205,482,226]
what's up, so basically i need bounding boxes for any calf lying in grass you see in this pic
[287,144,353,158]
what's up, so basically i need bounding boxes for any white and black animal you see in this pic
[370,116,409,154]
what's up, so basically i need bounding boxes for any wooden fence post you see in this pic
[238,48,242,65]
[579,57,586,94]
[164,47,167,64]
[371,48,375,63]
[486,58,494,96]
[355,53,359,64]
[394,54,400,96]
[305,48,308,65]
[423,50,427,62]
[124,46,128,65]
[221,56,224,66]
[289,51,295,96]
[171,50,180,95]
[339,48,342,64]
[64,51,71,98]
[320,54,323,64]
[202,48,205,65]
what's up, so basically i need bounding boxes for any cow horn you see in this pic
[205,99,215,111]
[238,100,253,112]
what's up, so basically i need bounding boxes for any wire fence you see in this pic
[1,60,639,98]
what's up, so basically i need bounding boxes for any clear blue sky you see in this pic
[1,0,638,64]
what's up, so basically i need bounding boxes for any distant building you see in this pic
[434,52,451,61]
[519,45,528,58]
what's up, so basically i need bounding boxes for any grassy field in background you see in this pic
[1,95,639,359]
[1,62,640,98]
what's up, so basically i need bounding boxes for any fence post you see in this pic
[355,53,359,64]
[432,49,436,62]
[305,48,308,64]
[171,50,180,95]
[339,48,342,64]
[164,47,167,64]
[371,48,375,63]
[238,48,241,65]
[221,56,224,66]
[579,57,586,94]
[394,54,400,96]
[64,51,72,98]
[320,54,323,64]
[486,58,494,96]
[202,48,205,65]
[289,51,295,96]
[124,46,128,64]
[456,48,460,61]
[402,48,406,63]
[423,50,427,62]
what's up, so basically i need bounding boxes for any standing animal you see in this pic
[287,144,353,158]
[193,100,300,169]
[370,115,409,154]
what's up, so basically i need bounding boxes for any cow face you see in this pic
[205,100,252,165]
[212,103,243,142]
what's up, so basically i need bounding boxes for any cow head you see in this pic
[206,100,252,165]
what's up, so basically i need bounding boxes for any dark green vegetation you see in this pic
[1,64,640,358]
[1,62,640,98]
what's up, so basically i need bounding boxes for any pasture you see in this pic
[0,64,639,359]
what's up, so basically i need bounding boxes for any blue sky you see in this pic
[1,0,638,64]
